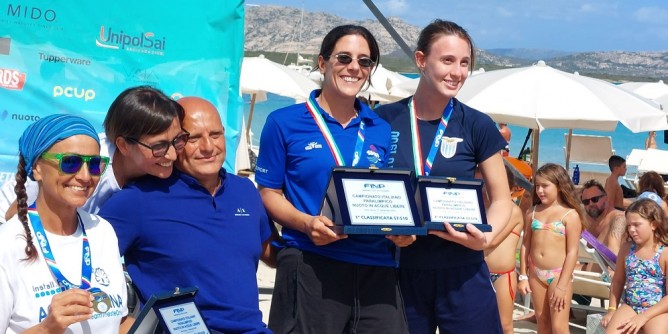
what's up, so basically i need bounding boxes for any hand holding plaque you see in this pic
[305,215,347,246]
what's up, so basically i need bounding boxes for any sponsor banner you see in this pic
[0,1,244,176]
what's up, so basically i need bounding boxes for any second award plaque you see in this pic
[416,176,492,232]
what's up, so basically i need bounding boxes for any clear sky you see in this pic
[246,0,668,52]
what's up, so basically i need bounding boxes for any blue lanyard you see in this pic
[408,97,454,176]
[306,95,366,167]
[28,205,92,290]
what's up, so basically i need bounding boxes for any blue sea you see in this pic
[244,89,665,175]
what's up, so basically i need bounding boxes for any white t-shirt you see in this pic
[0,134,120,223]
[0,209,127,334]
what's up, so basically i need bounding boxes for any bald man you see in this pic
[100,97,275,334]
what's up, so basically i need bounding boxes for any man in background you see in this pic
[581,179,626,256]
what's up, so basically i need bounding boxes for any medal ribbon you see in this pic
[409,97,454,176]
[306,95,366,167]
[28,204,92,290]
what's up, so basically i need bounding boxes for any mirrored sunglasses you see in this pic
[40,153,110,176]
[582,194,605,205]
[125,131,190,158]
[333,54,375,68]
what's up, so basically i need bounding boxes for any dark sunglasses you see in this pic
[332,54,375,68]
[125,131,190,158]
[582,194,605,205]
[41,153,110,176]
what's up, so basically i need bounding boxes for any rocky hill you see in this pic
[245,5,421,55]
[245,5,668,80]
[549,51,668,78]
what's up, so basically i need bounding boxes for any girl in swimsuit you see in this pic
[601,198,668,333]
[518,163,586,333]
[484,165,524,334]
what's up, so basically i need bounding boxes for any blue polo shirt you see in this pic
[375,97,507,269]
[255,90,396,267]
[99,169,272,334]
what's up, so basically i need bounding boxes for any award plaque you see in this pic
[416,176,491,232]
[320,167,426,235]
[128,286,211,334]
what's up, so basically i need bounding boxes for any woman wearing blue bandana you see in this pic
[256,25,414,333]
[375,20,513,334]
[0,114,129,333]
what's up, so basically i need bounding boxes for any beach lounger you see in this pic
[570,235,614,314]
[563,134,615,168]
[637,148,668,175]
[626,148,647,168]
[581,230,617,271]
[632,149,668,194]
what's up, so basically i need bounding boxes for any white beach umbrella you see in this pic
[392,77,418,97]
[240,55,319,144]
[656,93,668,110]
[241,54,318,101]
[359,64,413,103]
[456,60,668,171]
[619,80,668,100]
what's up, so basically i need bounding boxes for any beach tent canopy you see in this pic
[455,61,668,172]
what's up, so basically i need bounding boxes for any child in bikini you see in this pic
[518,163,587,333]
[484,165,524,334]
[601,198,668,333]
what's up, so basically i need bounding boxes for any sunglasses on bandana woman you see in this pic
[331,54,375,68]
[582,194,605,205]
[125,131,190,158]
[40,153,110,176]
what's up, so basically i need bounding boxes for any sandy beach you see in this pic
[256,262,592,333]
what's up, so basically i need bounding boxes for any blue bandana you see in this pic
[19,114,99,180]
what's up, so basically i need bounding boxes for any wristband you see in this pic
[518,274,528,281]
